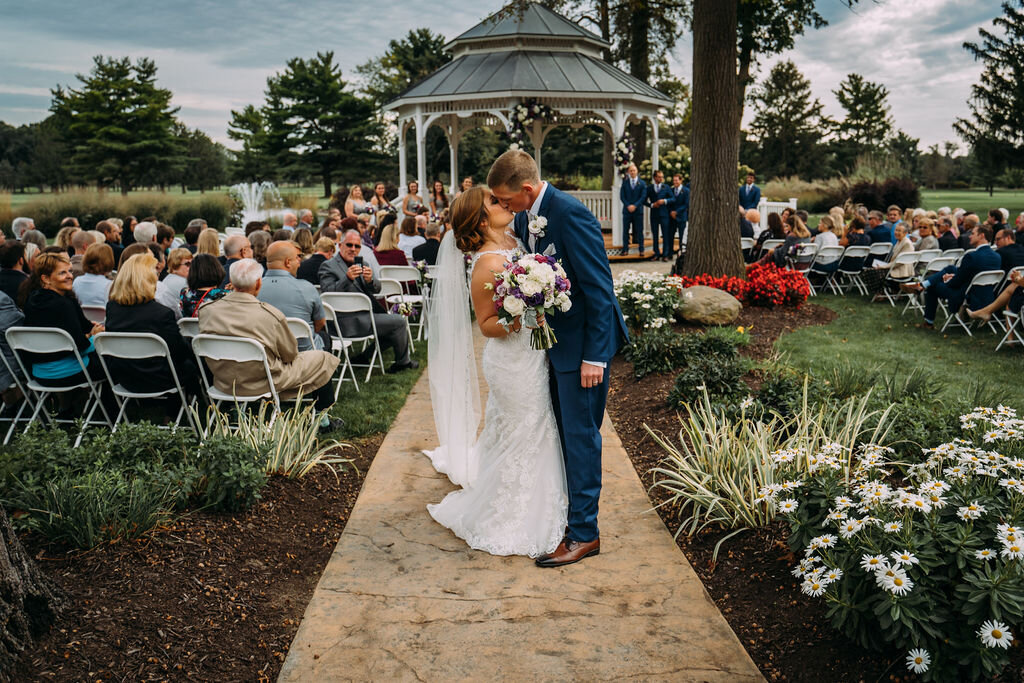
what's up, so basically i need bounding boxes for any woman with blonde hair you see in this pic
[292,227,314,257]
[105,252,198,402]
[344,184,369,218]
[374,219,409,266]
[196,228,221,257]
[55,226,80,252]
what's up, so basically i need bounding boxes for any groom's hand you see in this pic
[580,362,603,389]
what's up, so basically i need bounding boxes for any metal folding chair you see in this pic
[320,302,358,396]
[379,265,427,340]
[833,246,871,295]
[190,334,283,434]
[379,279,417,353]
[0,349,33,445]
[758,238,783,260]
[996,303,1023,351]
[940,270,1006,336]
[880,252,921,306]
[320,292,386,383]
[903,256,957,316]
[93,332,198,434]
[806,246,845,295]
[81,305,106,325]
[177,317,200,339]
[5,326,113,446]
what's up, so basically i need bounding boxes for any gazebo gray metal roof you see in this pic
[386,2,673,248]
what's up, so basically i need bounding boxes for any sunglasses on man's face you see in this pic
[343,243,361,249]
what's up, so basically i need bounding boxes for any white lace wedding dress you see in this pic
[425,246,568,558]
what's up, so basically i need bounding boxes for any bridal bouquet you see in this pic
[489,253,572,350]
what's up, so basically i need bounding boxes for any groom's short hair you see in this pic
[487,149,541,191]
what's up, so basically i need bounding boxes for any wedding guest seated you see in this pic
[293,228,314,258]
[245,220,270,236]
[967,269,1024,323]
[104,252,199,401]
[356,214,373,247]
[97,220,124,262]
[11,217,35,240]
[915,218,939,251]
[752,212,785,262]
[374,220,410,266]
[257,241,328,351]
[319,229,417,373]
[840,215,871,247]
[55,226,79,253]
[196,228,221,258]
[19,253,108,402]
[901,225,1001,328]
[72,243,115,307]
[0,291,24,396]
[995,229,1024,272]
[271,229,292,243]
[183,219,205,254]
[411,222,442,265]
[808,215,841,276]
[69,229,96,277]
[958,214,980,250]
[220,234,252,287]
[156,223,176,252]
[297,237,335,285]
[751,215,810,269]
[372,212,397,247]
[0,241,29,303]
[864,223,915,298]
[250,231,271,270]
[867,211,893,245]
[937,217,958,250]
[155,248,192,317]
[133,221,158,244]
[197,258,341,429]
[298,209,314,231]
[180,254,229,318]
[20,229,47,255]
[738,206,754,238]
[398,217,426,260]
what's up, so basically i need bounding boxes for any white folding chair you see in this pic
[759,238,783,259]
[833,246,871,296]
[321,302,358,396]
[956,248,976,267]
[93,332,198,434]
[286,317,315,348]
[0,349,33,445]
[940,270,1006,336]
[177,317,200,339]
[190,334,281,434]
[996,302,1023,351]
[320,292,385,383]
[903,256,956,316]
[881,252,921,306]
[379,279,417,353]
[806,246,846,296]
[224,227,245,236]
[915,249,942,274]
[81,305,106,325]
[379,265,427,340]
[868,242,893,265]
[944,248,965,263]
[5,327,112,447]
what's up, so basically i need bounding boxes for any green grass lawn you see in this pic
[920,188,1024,217]
[4,185,331,211]
[776,294,1023,411]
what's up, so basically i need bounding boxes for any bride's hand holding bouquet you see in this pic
[487,253,571,350]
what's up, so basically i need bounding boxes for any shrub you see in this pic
[745,263,811,308]
[880,177,920,211]
[195,435,268,512]
[12,190,235,236]
[674,272,745,299]
[761,406,1024,681]
[623,326,689,379]
[667,350,748,408]
[613,270,682,332]
[761,176,850,214]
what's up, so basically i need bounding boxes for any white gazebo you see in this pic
[383,2,673,246]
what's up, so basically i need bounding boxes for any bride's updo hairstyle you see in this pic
[450,186,489,253]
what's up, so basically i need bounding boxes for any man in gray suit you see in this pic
[319,229,417,373]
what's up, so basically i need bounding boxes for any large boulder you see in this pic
[677,285,742,325]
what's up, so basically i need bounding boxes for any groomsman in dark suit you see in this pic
[646,169,672,260]
[739,172,760,212]
[666,173,689,262]
[619,163,646,256]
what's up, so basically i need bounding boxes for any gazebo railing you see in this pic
[566,190,613,231]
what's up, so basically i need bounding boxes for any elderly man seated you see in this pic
[198,258,341,429]
[901,225,1002,328]
[319,228,418,373]
[258,241,328,351]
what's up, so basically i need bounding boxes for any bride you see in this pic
[424,186,567,558]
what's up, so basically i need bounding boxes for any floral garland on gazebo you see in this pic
[614,133,635,176]
[507,99,553,150]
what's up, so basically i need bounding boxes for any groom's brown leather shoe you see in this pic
[535,537,600,568]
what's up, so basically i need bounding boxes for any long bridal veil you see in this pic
[424,232,480,487]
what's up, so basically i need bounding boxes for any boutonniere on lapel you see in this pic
[528,215,548,239]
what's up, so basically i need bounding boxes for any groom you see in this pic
[488,150,629,567]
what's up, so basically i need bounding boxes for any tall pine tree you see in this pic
[954,1,1024,194]
[831,73,893,170]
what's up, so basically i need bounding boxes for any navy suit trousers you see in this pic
[650,213,669,256]
[549,361,609,543]
[623,209,644,249]
[924,266,963,322]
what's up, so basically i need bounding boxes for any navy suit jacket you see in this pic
[515,186,629,372]
[668,185,689,220]
[646,182,673,221]
[949,244,1002,309]
[739,183,760,211]
[620,178,647,214]
[867,225,892,244]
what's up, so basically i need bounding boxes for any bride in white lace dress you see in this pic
[424,187,567,558]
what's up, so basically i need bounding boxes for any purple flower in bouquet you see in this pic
[487,253,572,350]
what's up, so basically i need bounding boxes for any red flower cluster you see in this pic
[673,264,810,308]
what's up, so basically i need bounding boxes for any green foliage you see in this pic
[623,327,689,379]
[760,175,849,213]
[613,270,681,333]
[832,73,894,169]
[667,346,748,408]
[765,407,1024,680]
[194,436,267,512]
[50,56,181,194]
[16,189,234,237]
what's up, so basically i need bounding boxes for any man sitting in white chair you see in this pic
[318,229,418,374]
[198,258,341,429]
[258,241,329,351]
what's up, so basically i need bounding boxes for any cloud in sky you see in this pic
[0,0,1006,151]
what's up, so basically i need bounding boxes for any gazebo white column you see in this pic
[446,115,460,196]
[397,119,408,193]
[650,115,660,172]
[610,104,626,248]
[414,106,427,197]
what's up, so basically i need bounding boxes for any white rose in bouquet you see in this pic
[503,296,526,316]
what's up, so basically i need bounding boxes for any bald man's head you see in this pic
[266,240,301,275]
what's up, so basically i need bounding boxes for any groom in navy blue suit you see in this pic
[488,150,629,567]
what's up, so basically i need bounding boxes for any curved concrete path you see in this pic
[280,330,763,682]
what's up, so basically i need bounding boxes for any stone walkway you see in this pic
[279,325,762,682]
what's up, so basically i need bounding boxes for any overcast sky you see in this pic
[0,0,1003,152]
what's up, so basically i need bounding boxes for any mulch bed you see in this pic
[10,434,382,682]
[607,302,918,682]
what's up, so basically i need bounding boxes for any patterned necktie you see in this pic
[528,212,538,251]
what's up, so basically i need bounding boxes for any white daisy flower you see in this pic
[891,550,920,566]
[1000,544,1024,560]
[860,554,886,572]
[978,620,1013,649]
[905,648,930,674]
[834,496,854,509]
[883,521,903,533]
[827,509,849,522]
[882,569,914,596]
[792,557,819,578]
[824,567,844,583]
[777,498,799,513]
[975,548,996,560]
[800,578,828,597]
[840,518,863,539]
[810,534,837,549]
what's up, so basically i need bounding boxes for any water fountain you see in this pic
[230,181,285,226]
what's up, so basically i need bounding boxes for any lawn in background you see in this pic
[4,185,331,211]
[776,294,1023,411]
[919,188,1024,217]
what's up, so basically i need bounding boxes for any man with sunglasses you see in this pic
[319,229,417,373]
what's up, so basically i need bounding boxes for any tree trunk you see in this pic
[0,505,65,671]
[683,0,745,278]
[322,173,332,199]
